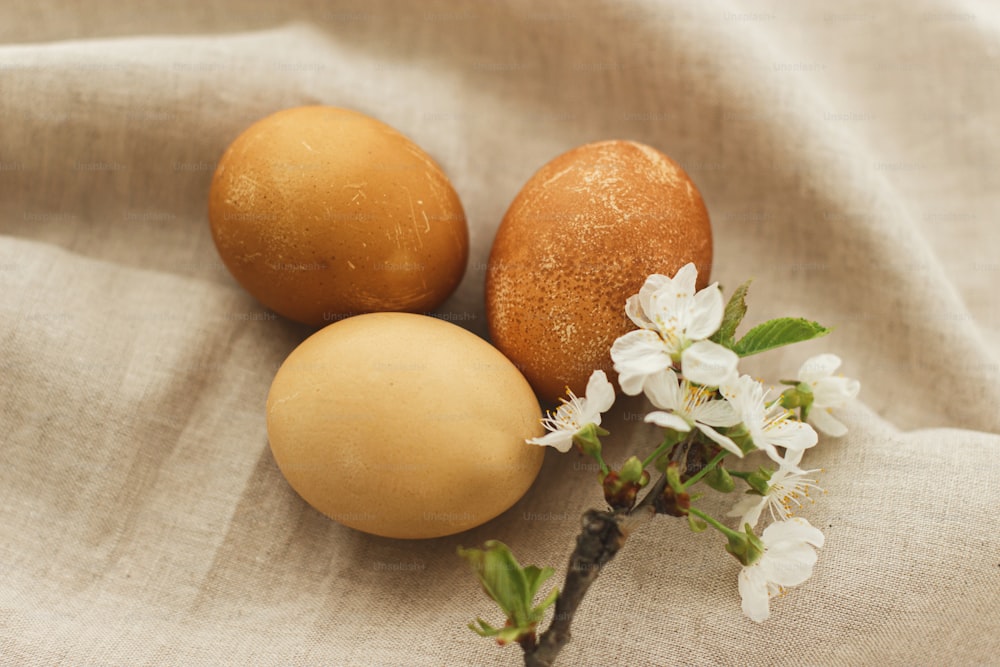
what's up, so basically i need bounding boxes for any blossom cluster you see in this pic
[527,263,859,622]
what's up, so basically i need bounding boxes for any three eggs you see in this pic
[208,106,713,539]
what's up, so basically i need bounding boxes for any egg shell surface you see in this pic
[209,106,469,326]
[266,312,545,539]
[486,140,713,403]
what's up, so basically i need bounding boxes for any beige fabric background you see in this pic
[2,1,999,665]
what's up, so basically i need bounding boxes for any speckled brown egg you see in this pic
[209,106,468,327]
[266,312,545,539]
[486,140,713,404]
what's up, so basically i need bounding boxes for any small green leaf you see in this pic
[532,586,560,618]
[469,618,500,637]
[704,465,735,493]
[687,515,708,533]
[457,541,526,622]
[710,279,752,348]
[521,565,555,605]
[458,541,558,640]
[732,317,831,357]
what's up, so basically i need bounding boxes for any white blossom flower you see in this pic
[643,369,743,457]
[798,354,860,437]
[526,370,615,453]
[611,263,738,394]
[739,517,825,623]
[727,449,823,528]
[722,375,818,464]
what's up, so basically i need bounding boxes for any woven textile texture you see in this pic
[2,1,998,665]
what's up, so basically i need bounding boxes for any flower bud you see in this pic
[780,382,814,419]
[602,457,649,511]
[619,456,647,485]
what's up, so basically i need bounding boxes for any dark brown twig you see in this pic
[522,474,668,667]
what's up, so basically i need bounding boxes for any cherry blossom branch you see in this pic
[521,474,668,667]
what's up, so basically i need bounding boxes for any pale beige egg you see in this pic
[486,140,713,403]
[266,312,545,539]
[209,106,468,327]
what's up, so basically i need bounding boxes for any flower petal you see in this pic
[644,411,692,432]
[526,430,574,453]
[625,294,653,330]
[760,542,819,588]
[648,286,691,340]
[611,330,673,395]
[779,446,806,470]
[738,565,771,623]
[727,494,767,529]
[812,376,860,408]
[686,283,725,340]
[798,353,841,384]
[681,340,739,388]
[616,374,645,398]
[762,517,825,549]
[643,368,683,411]
[629,274,670,329]
[584,370,616,414]
[808,408,848,437]
[671,262,698,295]
[753,440,782,464]
[690,396,741,427]
[695,422,743,457]
[721,373,762,405]
[765,419,818,456]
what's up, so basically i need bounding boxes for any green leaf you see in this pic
[687,515,708,533]
[457,541,525,621]
[732,318,831,357]
[522,565,555,604]
[532,586,560,618]
[469,618,500,638]
[704,465,735,493]
[458,541,558,638]
[710,279,752,348]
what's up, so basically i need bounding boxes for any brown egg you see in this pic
[266,312,545,539]
[209,106,468,326]
[486,140,713,404]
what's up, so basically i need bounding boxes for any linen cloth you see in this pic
[2,1,999,665]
